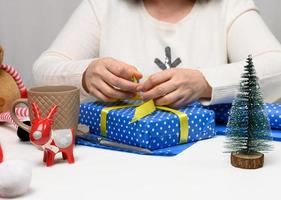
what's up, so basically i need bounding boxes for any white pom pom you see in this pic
[0,160,32,198]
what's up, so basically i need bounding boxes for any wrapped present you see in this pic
[79,100,216,150]
[266,103,281,130]
[205,104,231,124]
[206,103,281,130]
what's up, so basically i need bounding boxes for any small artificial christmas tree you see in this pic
[225,55,272,169]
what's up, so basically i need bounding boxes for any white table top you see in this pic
[1,125,281,200]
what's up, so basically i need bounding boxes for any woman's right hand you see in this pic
[82,57,143,102]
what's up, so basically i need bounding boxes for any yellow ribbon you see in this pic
[100,100,189,144]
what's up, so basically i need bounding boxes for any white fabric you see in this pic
[1,126,281,200]
[33,0,281,104]
[0,160,32,198]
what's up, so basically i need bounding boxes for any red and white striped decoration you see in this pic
[0,64,27,98]
[0,107,29,128]
[0,143,3,163]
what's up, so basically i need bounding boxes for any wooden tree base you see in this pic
[231,152,264,169]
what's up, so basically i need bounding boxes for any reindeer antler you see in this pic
[31,102,41,119]
[46,105,58,120]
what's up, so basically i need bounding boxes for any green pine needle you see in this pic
[224,55,272,154]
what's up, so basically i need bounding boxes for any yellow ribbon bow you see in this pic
[100,76,188,144]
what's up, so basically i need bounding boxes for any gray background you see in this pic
[0,0,280,87]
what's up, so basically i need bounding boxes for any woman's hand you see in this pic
[140,68,212,108]
[82,57,142,102]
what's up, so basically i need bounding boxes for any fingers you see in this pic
[89,87,117,102]
[102,69,140,93]
[140,70,173,92]
[169,98,186,109]
[169,93,197,109]
[154,90,182,106]
[105,58,143,80]
[154,89,196,109]
[85,58,143,100]
[94,77,135,100]
[142,80,178,101]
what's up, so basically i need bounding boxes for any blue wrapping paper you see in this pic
[206,103,281,130]
[266,104,281,130]
[76,134,196,156]
[205,104,231,123]
[79,102,216,150]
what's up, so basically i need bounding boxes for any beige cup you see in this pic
[11,85,80,133]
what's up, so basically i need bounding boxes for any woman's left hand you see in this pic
[139,68,212,108]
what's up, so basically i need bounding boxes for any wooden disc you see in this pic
[231,152,264,169]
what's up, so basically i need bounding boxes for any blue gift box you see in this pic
[205,104,231,123]
[206,103,281,130]
[79,102,216,150]
[266,103,281,130]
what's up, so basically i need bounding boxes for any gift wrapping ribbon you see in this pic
[100,99,189,144]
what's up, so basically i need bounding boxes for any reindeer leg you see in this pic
[62,152,67,160]
[43,150,47,162]
[65,149,75,164]
[67,152,75,164]
[46,150,55,167]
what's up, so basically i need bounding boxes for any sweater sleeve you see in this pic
[33,0,100,102]
[200,9,281,105]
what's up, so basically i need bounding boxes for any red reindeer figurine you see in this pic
[30,102,75,167]
[0,144,3,163]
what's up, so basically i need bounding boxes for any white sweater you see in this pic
[33,0,281,104]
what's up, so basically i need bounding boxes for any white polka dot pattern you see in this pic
[79,102,216,150]
[265,104,281,130]
[206,103,281,130]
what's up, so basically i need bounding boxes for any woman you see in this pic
[33,0,281,108]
